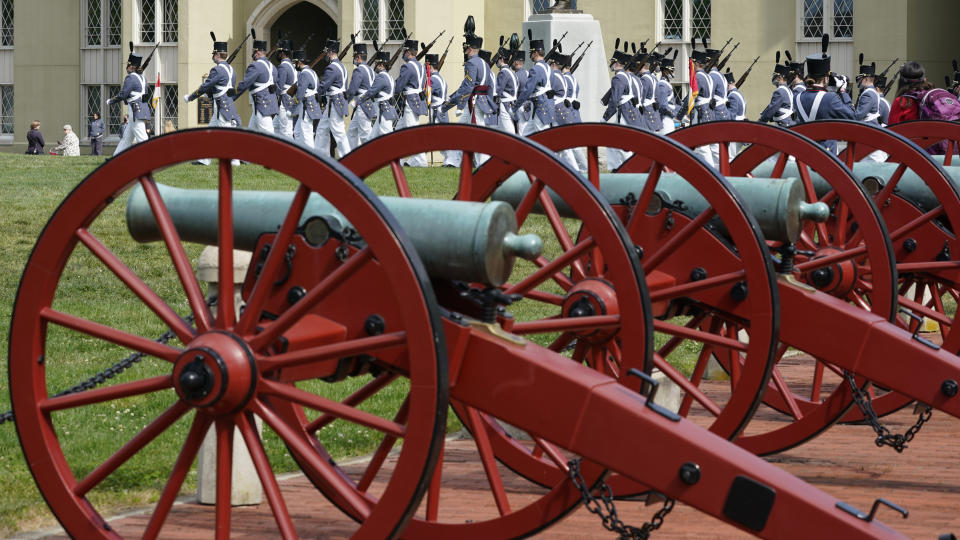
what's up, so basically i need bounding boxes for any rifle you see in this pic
[876,57,899,80]
[416,30,446,61]
[716,41,740,71]
[386,30,411,71]
[568,41,586,59]
[227,28,255,66]
[570,40,593,74]
[705,36,732,69]
[734,55,760,88]
[284,33,317,96]
[490,35,508,67]
[139,41,161,74]
[340,33,357,59]
[437,35,455,71]
[627,40,661,71]
[265,30,292,59]
[543,31,568,62]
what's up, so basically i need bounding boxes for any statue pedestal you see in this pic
[523,13,608,126]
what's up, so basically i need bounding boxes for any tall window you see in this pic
[0,0,12,47]
[800,0,853,40]
[358,0,405,42]
[85,0,121,47]
[83,85,124,137]
[0,85,13,134]
[659,0,711,43]
[139,0,177,43]
[107,85,122,135]
[162,83,179,130]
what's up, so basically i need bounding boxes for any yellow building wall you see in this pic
[13,0,81,144]
[907,0,960,91]
[180,0,236,129]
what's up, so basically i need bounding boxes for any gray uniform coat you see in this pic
[396,58,428,116]
[117,71,151,121]
[361,71,399,122]
[297,67,324,121]
[236,57,280,116]
[603,69,640,126]
[517,60,556,124]
[318,59,349,117]
[277,59,298,110]
[347,62,377,119]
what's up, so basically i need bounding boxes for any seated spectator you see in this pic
[53,124,81,156]
[25,120,44,155]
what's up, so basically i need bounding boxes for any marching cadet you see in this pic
[561,54,588,173]
[548,51,572,126]
[637,52,663,133]
[655,51,680,135]
[875,74,891,124]
[314,38,351,158]
[624,59,645,128]
[516,38,557,136]
[274,38,297,140]
[425,54,457,167]
[511,50,532,136]
[394,37,429,166]
[725,70,746,157]
[708,50,731,122]
[359,51,398,140]
[109,50,150,155]
[443,30,496,166]
[795,36,856,154]
[602,46,640,170]
[234,35,278,134]
[183,34,242,165]
[854,57,888,162]
[346,43,376,148]
[690,44,717,167]
[495,46,520,134]
[789,57,806,103]
[294,48,322,150]
[759,62,795,127]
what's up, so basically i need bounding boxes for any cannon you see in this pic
[7,127,916,539]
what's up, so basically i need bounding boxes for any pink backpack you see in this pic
[919,88,960,121]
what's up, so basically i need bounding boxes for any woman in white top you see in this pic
[54,124,80,156]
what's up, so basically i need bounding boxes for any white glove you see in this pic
[836,75,848,92]
[106,98,114,105]
[183,94,192,103]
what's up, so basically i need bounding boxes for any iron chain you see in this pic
[843,371,932,453]
[0,308,204,427]
[568,458,674,539]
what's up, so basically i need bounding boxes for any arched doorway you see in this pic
[247,0,339,63]
[272,2,337,62]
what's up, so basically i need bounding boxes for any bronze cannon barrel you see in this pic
[490,172,829,243]
[126,183,543,286]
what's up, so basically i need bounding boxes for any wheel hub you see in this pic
[173,331,258,415]
[803,248,858,296]
[561,278,619,344]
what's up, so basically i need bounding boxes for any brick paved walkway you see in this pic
[34,403,960,539]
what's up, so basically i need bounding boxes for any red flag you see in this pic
[686,57,697,116]
[153,71,162,135]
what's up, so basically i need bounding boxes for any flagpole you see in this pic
[154,70,162,135]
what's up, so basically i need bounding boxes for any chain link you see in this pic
[843,371,932,453]
[0,308,203,427]
[568,458,674,539]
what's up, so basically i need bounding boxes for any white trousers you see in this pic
[522,112,551,137]
[866,149,889,163]
[249,110,276,134]
[196,102,242,166]
[447,106,490,167]
[315,107,351,159]
[497,106,517,134]
[696,143,719,169]
[113,103,148,156]
[658,119,676,136]
[274,103,294,140]
[348,107,374,149]
[370,109,395,140]
[396,105,427,167]
[606,115,633,171]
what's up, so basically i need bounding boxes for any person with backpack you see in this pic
[889,61,960,154]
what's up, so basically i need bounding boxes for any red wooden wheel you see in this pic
[333,123,654,538]
[889,119,960,165]
[794,120,960,417]
[658,120,896,454]
[466,123,779,499]
[8,128,448,539]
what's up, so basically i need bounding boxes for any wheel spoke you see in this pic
[651,354,723,416]
[873,162,908,206]
[771,152,790,177]
[248,248,373,351]
[796,163,832,244]
[548,332,576,353]
[656,312,709,358]
[252,399,371,518]
[258,331,407,374]
[215,418,234,540]
[513,176,546,226]
[260,379,405,437]
[770,368,804,420]
[357,396,410,492]
[587,146,600,187]
[538,189,586,280]
[649,269,747,303]
[795,246,867,272]
[143,412,211,540]
[885,206,947,244]
[237,411,298,539]
[307,372,399,433]
[843,141,857,169]
[464,407,511,516]
[425,435,444,521]
[40,375,172,412]
[458,152,474,199]
[237,185,312,335]
[630,162,664,228]
[642,208,717,273]
[652,319,748,352]
[677,339,715,418]
[504,236,595,297]
[41,307,181,362]
[391,160,412,197]
[217,159,236,329]
[76,228,195,343]
[73,401,190,496]
[500,286,564,306]
[511,314,620,335]
[139,176,212,332]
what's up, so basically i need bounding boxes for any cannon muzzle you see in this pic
[126,183,543,286]
[491,172,829,244]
